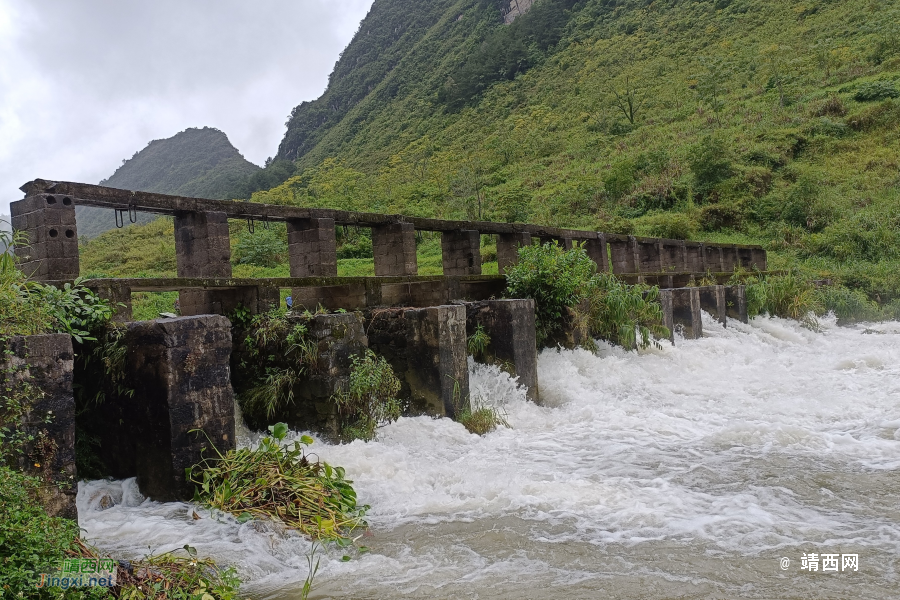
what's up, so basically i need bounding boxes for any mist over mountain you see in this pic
[76,127,260,238]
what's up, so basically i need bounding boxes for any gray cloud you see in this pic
[0,0,373,214]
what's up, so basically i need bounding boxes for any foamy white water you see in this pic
[79,315,900,598]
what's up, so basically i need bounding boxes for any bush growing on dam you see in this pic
[505,242,669,349]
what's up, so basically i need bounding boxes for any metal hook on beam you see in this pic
[128,204,137,224]
[247,217,255,234]
[114,209,125,229]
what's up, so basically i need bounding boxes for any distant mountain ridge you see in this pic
[77,127,260,238]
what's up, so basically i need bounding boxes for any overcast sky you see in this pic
[0,0,374,216]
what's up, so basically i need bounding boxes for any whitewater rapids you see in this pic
[78,314,900,598]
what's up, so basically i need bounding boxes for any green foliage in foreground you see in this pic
[333,350,403,443]
[505,242,669,349]
[188,423,369,545]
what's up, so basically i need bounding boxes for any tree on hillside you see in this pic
[693,57,732,126]
[608,74,646,125]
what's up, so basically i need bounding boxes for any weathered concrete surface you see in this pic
[465,299,539,403]
[180,285,279,318]
[372,223,417,276]
[698,285,727,327]
[725,285,749,324]
[366,306,469,417]
[496,232,531,273]
[174,211,231,278]
[1,334,77,518]
[660,288,703,341]
[288,218,338,277]
[274,313,369,438]
[585,234,609,273]
[86,282,133,323]
[120,316,235,501]
[442,230,482,276]
[10,194,80,281]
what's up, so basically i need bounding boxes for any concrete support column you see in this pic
[637,239,663,273]
[685,242,704,272]
[585,234,609,273]
[404,305,468,418]
[287,218,337,277]
[704,245,725,273]
[10,194,79,281]
[497,232,531,273]
[372,223,417,276]
[608,236,637,274]
[121,315,235,501]
[1,334,76,518]
[751,248,768,271]
[441,230,482,276]
[721,245,739,272]
[659,240,686,272]
[660,288,703,340]
[725,285,749,324]
[466,299,539,403]
[175,211,231,316]
[698,285,727,327]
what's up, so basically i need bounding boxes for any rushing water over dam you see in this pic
[78,315,900,599]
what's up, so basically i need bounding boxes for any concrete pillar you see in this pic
[404,305,468,417]
[585,234,609,273]
[288,218,337,277]
[660,240,686,272]
[704,245,725,272]
[685,242,704,272]
[372,223,417,276]
[608,236,637,274]
[660,288,703,340]
[441,230,482,276]
[698,285,727,327]
[721,245,739,272]
[637,238,662,273]
[1,334,76,518]
[751,248,768,271]
[86,282,133,323]
[497,232,531,273]
[117,315,236,501]
[465,299,539,403]
[10,194,79,281]
[725,285,749,324]
[175,211,232,315]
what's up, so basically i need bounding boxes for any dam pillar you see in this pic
[441,230,482,276]
[608,236,637,274]
[637,238,662,273]
[405,305,469,418]
[660,240,687,272]
[1,334,77,519]
[288,218,338,277]
[10,194,80,281]
[660,288,703,340]
[721,245,739,272]
[725,285,749,324]
[497,232,531,273]
[751,248,767,271]
[704,245,725,273]
[466,299,539,403]
[372,223,418,276]
[685,242,704,272]
[120,315,235,502]
[174,211,232,316]
[698,285,727,327]
[585,234,609,273]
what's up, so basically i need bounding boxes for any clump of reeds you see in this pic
[187,423,368,544]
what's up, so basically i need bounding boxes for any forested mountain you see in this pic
[247,0,900,301]
[76,127,260,238]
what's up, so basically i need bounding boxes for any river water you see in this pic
[78,314,900,599]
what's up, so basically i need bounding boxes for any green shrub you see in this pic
[700,203,744,231]
[689,135,733,196]
[456,404,509,436]
[336,234,373,259]
[233,228,287,268]
[580,274,669,351]
[334,350,402,442]
[642,213,698,240]
[853,81,900,102]
[504,241,597,345]
[816,285,882,324]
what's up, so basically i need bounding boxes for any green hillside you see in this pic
[82,0,900,305]
[76,127,260,238]
[248,0,900,301]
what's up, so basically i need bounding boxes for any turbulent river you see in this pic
[78,315,900,599]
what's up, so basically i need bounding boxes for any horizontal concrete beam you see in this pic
[20,179,766,252]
